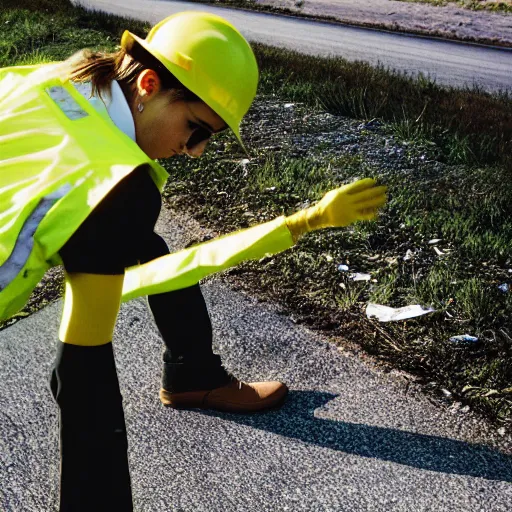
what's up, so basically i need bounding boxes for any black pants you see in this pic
[143,233,232,393]
[51,167,231,511]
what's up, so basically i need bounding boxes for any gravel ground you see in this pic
[254,0,512,46]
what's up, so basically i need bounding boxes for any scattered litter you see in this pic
[428,239,442,245]
[324,254,334,262]
[337,264,349,272]
[498,283,509,293]
[265,186,276,192]
[433,247,445,257]
[404,249,414,261]
[498,427,507,437]
[240,158,250,166]
[366,303,435,322]
[461,405,470,413]
[349,273,371,281]
[284,103,295,108]
[441,389,452,398]
[358,118,382,131]
[449,334,479,343]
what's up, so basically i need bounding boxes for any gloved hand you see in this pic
[285,178,387,241]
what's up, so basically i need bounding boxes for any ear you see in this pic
[136,69,162,100]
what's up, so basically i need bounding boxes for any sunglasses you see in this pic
[186,120,213,149]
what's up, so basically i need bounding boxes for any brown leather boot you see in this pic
[160,378,288,413]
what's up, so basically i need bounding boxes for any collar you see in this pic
[71,80,136,142]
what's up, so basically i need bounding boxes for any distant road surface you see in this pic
[75,0,512,93]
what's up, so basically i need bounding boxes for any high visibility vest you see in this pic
[0,63,293,322]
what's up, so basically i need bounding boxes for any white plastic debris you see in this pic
[449,334,479,343]
[428,239,442,245]
[403,249,414,261]
[349,273,371,281]
[284,103,295,108]
[337,264,349,272]
[498,283,509,293]
[433,247,445,256]
[366,303,435,322]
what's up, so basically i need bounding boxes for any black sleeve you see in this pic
[59,165,162,274]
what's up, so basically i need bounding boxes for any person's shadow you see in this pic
[202,390,512,482]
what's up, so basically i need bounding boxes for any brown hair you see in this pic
[63,40,200,106]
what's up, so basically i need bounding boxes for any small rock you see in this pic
[498,427,506,436]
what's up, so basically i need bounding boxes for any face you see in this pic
[131,69,228,160]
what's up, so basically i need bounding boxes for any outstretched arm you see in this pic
[122,178,387,302]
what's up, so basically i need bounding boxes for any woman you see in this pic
[0,11,386,511]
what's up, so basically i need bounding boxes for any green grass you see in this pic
[396,0,512,14]
[253,45,512,170]
[1,0,511,424]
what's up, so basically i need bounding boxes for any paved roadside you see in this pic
[1,204,511,511]
[256,0,512,47]
[74,0,512,93]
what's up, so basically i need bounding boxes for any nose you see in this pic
[184,139,209,158]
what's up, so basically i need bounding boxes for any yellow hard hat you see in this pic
[121,11,259,149]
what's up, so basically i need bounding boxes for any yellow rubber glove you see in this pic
[285,178,387,241]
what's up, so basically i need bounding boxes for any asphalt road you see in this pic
[74,0,512,93]
[1,205,512,511]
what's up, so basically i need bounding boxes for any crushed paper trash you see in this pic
[349,273,371,281]
[366,303,435,322]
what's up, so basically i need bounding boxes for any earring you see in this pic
[137,102,144,113]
